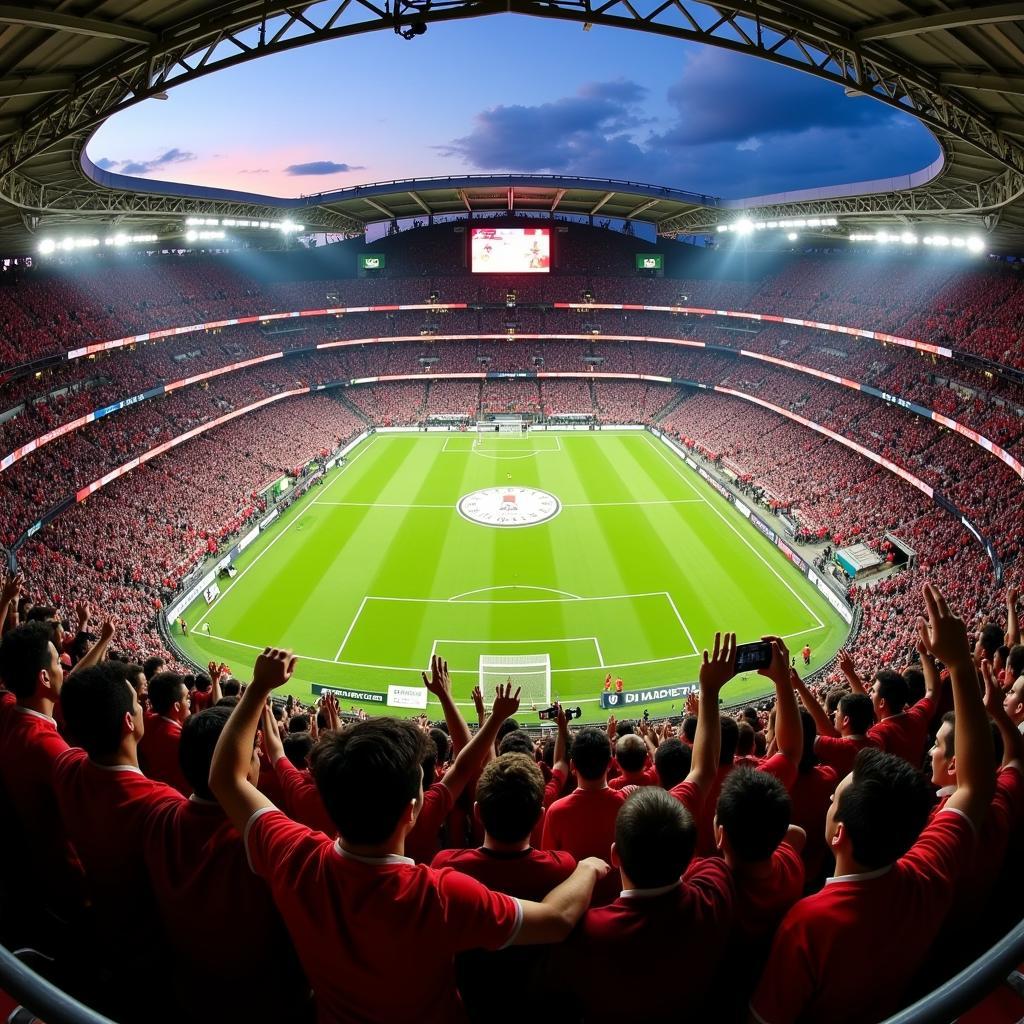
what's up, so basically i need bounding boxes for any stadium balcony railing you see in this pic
[1,891,1022,1023]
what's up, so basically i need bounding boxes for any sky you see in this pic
[87,16,940,201]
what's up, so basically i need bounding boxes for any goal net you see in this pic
[475,419,528,444]
[479,654,551,708]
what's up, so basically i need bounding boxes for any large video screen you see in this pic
[471,227,550,273]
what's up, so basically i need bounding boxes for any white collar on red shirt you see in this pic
[90,761,143,775]
[620,880,681,899]
[935,784,956,799]
[333,842,413,867]
[12,705,55,724]
[189,795,220,806]
[825,865,893,885]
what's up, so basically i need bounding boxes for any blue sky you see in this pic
[87,17,940,200]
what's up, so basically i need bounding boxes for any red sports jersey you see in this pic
[751,809,974,1024]
[245,808,522,1024]
[406,781,455,864]
[274,756,334,835]
[814,734,877,780]
[868,695,937,767]
[138,715,190,795]
[789,764,840,884]
[609,766,659,790]
[727,840,805,943]
[0,706,83,906]
[432,845,576,901]
[189,689,214,713]
[557,858,735,1021]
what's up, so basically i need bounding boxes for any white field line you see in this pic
[448,585,583,601]
[643,432,824,631]
[363,591,678,606]
[316,499,702,509]
[593,636,606,667]
[316,501,452,508]
[662,592,699,655]
[191,435,380,630]
[334,596,368,662]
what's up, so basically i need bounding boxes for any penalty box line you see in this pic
[429,636,606,668]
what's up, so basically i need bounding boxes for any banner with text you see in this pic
[600,682,697,709]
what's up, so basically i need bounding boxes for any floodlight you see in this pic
[185,230,197,242]
[787,232,798,241]
[38,239,55,254]
[734,218,754,236]
[966,236,984,254]
[901,232,918,244]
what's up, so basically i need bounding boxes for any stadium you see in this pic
[0,2,1023,1023]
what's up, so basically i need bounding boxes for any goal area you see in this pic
[479,654,551,708]
[475,419,529,440]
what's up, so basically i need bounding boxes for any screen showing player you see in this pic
[471,227,550,273]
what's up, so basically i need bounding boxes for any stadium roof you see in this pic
[1,1,1024,252]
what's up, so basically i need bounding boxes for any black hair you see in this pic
[142,656,165,681]
[1008,644,1024,678]
[825,688,845,715]
[940,710,1003,766]
[839,693,875,734]
[498,730,535,757]
[284,732,314,770]
[180,707,232,799]
[429,727,451,763]
[874,671,909,715]
[615,787,696,888]
[570,727,612,781]
[654,738,691,790]
[192,673,212,694]
[681,716,697,743]
[903,668,925,706]
[496,718,520,745]
[835,748,932,868]
[735,721,756,757]
[221,678,241,697]
[476,753,545,843]
[798,709,818,774]
[979,623,1004,660]
[716,767,791,862]
[148,672,188,715]
[309,718,429,844]
[288,714,310,734]
[0,622,55,699]
[720,716,739,765]
[61,663,135,758]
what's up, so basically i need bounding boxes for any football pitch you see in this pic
[177,430,848,721]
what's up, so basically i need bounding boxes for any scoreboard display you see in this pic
[359,254,386,270]
[471,228,550,273]
[635,253,663,270]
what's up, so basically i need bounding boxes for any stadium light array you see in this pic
[716,216,838,234]
[183,216,304,232]
[38,232,160,255]
[185,230,226,242]
[848,231,985,254]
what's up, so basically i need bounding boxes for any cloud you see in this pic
[94,157,118,170]
[284,160,364,176]
[437,57,939,198]
[239,168,270,174]
[96,148,196,176]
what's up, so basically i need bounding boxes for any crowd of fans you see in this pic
[0,583,1021,1023]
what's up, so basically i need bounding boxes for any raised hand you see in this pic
[759,635,790,683]
[917,583,971,668]
[837,648,856,676]
[260,704,285,762]
[490,681,521,722]
[252,647,297,692]
[0,573,22,606]
[421,653,452,697]
[75,601,91,631]
[685,691,699,716]
[699,631,737,695]
[981,660,1003,716]
[606,714,617,740]
[471,685,486,720]
[99,617,117,642]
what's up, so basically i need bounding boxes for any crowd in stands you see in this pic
[0,582,1021,1023]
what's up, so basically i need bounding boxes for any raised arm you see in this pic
[792,668,836,738]
[260,703,286,764]
[0,573,22,636]
[918,584,995,827]
[438,682,520,800]
[210,647,294,831]
[916,640,941,701]
[551,702,570,778]
[686,632,735,798]
[511,857,611,945]
[837,649,866,694]
[207,661,226,705]
[1007,586,1020,649]
[66,617,116,677]
[422,654,472,755]
[762,637,802,764]
[983,660,1024,772]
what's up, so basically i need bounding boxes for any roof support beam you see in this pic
[856,3,1024,40]
[0,73,76,99]
[627,198,660,219]
[590,191,615,215]
[457,189,472,212]
[0,6,156,44]
[551,188,566,211]
[408,191,431,214]
[940,71,1024,95]
[362,197,394,218]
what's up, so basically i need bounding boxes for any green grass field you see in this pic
[176,430,848,721]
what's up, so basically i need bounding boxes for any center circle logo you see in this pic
[457,487,562,528]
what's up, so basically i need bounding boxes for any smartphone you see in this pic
[735,640,774,672]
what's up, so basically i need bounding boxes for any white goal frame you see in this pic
[479,653,551,707]
[475,419,529,443]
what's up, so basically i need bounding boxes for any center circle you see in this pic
[456,486,562,528]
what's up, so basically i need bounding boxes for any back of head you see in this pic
[720,716,739,765]
[61,663,135,759]
[616,733,647,773]
[735,720,756,757]
[716,767,791,862]
[429,727,451,764]
[654,738,691,790]
[902,668,925,706]
[288,714,310,734]
[309,718,429,844]
[571,727,612,781]
[1008,644,1024,679]
[498,729,535,757]
[740,706,759,730]
[615,787,695,888]
[192,672,212,694]
[476,753,545,843]
[797,709,817,774]
[875,670,909,714]
[681,715,697,744]
[0,621,55,699]
[979,622,1004,660]
[836,748,932,868]
[284,732,315,769]
[825,688,845,715]
[840,692,875,734]
[221,678,241,697]
[148,671,187,716]
[142,656,165,681]
[180,707,232,799]
[496,718,520,745]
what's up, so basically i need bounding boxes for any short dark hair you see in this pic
[874,671,909,714]
[940,710,1003,766]
[216,696,240,707]
[840,693,875,734]
[735,721,756,757]
[825,688,845,714]
[221,678,241,697]
[429,727,450,763]
[180,707,232,799]
[61,663,135,758]
[835,748,932,868]
[615,787,696,888]
[740,707,759,729]
[309,718,429,844]
[496,718,520,745]
[113,663,146,693]
[616,734,647,773]
[476,753,545,842]
[498,729,535,757]
[26,606,58,623]
[654,738,691,789]
[288,714,310,734]
[148,672,187,715]
[979,623,1004,660]
[0,622,54,698]
[570,728,612,781]
[903,668,925,705]
[681,716,697,744]
[142,656,165,681]
[284,732,314,769]
[1008,644,1024,678]
[716,767,791,861]
[191,672,212,694]
[720,717,739,765]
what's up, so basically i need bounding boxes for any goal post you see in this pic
[474,419,528,445]
[479,654,551,708]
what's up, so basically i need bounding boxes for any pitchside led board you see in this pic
[635,253,664,271]
[359,254,386,271]
[471,227,551,273]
